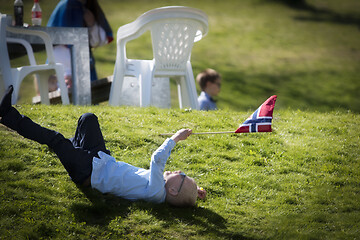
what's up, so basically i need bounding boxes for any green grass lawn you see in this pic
[0,106,359,239]
[1,0,360,239]
[1,0,359,112]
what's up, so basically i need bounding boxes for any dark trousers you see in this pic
[1,108,110,185]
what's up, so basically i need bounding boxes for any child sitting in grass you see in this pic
[0,86,206,207]
[196,68,222,111]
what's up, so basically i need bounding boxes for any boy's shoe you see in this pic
[0,85,14,117]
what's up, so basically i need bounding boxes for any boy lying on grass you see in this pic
[0,86,206,207]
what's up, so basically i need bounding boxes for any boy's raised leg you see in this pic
[0,86,94,185]
[0,85,13,117]
[71,113,110,156]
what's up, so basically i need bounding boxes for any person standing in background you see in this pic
[43,0,113,92]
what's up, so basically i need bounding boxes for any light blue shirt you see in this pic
[198,91,217,111]
[91,138,176,203]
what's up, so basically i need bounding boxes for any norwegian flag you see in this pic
[235,95,277,133]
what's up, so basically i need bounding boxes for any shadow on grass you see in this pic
[70,186,254,239]
[269,0,360,27]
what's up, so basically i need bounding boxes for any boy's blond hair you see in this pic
[165,179,198,207]
[196,68,221,91]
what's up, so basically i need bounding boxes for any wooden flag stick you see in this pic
[160,131,235,136]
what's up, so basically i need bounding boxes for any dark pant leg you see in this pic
[71,113,110,156]
[1,107,94,184]
[89,49,97,81]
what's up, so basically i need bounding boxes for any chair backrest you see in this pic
[148,7,208,74]
[151,19,200,74]
[117,6,208,75]
[0,14,13,91]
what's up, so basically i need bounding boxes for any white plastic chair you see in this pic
[109,6,208,109]
[0,14,69,105]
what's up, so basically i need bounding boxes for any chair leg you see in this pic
[176,79,183,109]
[139,61,153,107]
[176,77,187,109]
[176,76,200,110]
[37,72,50,105]
[184,79,199,110]
[109,69,125,106]
[54,66,70,105]
[184,63,200,110]
[175,63,199,110]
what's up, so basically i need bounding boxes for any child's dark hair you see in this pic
[196,68,221,91]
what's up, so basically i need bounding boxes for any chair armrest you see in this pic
[7,37,37,66]
[116,6,208,44]
[6,26,56,64]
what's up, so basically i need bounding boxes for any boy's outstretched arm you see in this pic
[169,129,207,200]
[170,129,192,143]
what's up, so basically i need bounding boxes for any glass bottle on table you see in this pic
[14,0,24,26]
[31,0,42,26]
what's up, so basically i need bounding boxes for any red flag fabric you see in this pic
[235,95,277,133]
